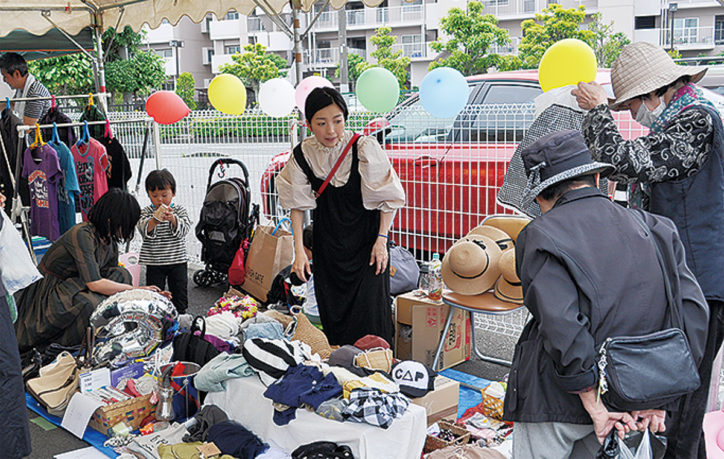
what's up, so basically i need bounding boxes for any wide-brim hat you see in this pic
[466,225,514,251]
[494,249,523,305]
[521,130,614,207]
[609,42,707,110]
[442,235,502,295]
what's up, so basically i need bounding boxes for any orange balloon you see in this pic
[145,91,190,124]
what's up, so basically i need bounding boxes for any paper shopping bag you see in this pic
[241,225,294,302]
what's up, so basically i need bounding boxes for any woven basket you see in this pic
[424,420,471,453]
[480,392,505,420]
[89,394,156,436]
[289,312,332,359]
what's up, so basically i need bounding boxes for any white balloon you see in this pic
[259,78,296,117]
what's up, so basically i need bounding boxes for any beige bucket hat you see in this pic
[441,235,502,295]
[609,42,707,110]
[494,249,523,305]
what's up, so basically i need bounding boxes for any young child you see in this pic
[137,169,191,313]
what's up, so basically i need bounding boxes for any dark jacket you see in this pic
[502,187,708,424]
[649,105,724,301]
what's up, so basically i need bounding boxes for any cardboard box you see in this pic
[395,292,471,371]
[412,375,460,425]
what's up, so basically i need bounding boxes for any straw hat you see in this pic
[609,42,707,110]
[466,225,514,251]
[494,249,523,305]
[479,215,531,243]
[441,235,502,295]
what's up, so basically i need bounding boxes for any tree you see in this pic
[518,4,596,69]
[587,13,631,68]
[28,53,95,95]
[356,27,411,89]
[428,1,512,75]
[105,50,166,97]
[219,43,286,102]
[335,53,367,88]
[175,72,197,110]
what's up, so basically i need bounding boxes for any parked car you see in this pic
[261,70,722,257]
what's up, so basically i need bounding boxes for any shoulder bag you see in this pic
[172,316,221,367]
[597,211,700,411]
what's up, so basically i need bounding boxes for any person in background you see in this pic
[276,87,405,346]
[0,52,51,126]
[137,169,191,314]
[0,189,31,458]
[573,42,723,458]
[504,130,708,458]
[14,189,167,352]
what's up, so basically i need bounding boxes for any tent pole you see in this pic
[292,3,305,141]
[94,25,109,114]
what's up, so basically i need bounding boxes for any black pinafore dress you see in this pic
[293,138,394,346]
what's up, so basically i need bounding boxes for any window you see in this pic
[401,35,423,57]
[523,0,535,13]
[207,48,215,63]
[635,16,656,30]
[225,45,241,55]
[483,0,508,6]
[480,84,542,105]
[224,10,239,20]
[716,16,724,45]
[155,49,173,58]
[248,36,257,46]
[674,17,699,45]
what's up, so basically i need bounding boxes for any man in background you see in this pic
[0,52,51,126]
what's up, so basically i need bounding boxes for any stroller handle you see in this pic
[206,158,250,191]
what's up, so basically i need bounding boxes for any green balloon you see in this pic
[356,67,400,113]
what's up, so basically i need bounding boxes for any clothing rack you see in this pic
[6,93,108,104]
[6,116,160,262]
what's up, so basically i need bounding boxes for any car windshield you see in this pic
[384,96,458,143]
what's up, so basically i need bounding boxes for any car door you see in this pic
[436,82,541,252]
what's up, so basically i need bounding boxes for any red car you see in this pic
[261,70,646,256]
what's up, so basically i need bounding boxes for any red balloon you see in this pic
[145,91,190,125]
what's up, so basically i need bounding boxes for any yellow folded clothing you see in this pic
[342,372,400,398]
[158,441,236,459]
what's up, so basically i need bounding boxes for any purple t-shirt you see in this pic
[22,144,62,241]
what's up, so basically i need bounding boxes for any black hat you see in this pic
[521,130,614,206]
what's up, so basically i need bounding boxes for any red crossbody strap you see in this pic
[315,133,361,199]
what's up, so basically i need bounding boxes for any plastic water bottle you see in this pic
[428,253,443,301]
[418,262,430,295]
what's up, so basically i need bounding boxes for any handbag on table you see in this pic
[172,316,222,368]
[597,211,700,411]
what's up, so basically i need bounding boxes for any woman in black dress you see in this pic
[15,188,164,352]
[277,87,405,345]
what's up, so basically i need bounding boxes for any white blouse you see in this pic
[276,131,405,212]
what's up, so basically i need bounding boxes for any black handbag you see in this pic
[172,316,221,367]
[597,211,700,411]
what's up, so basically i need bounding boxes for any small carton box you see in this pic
[395,292,471,371]
[412,375,460,425]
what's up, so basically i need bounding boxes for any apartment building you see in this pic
[143,0,724,91]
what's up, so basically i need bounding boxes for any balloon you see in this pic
[538,38,597,92]
[419,67,469,119]
[145,91,190,125]
[208,74,247,115]
[295,76,334,113]
[355,67,400,113]
[258,78,296,117]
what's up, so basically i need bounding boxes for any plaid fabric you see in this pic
[342,388,410,429]
[497,104,609,218]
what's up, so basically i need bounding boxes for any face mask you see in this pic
[635,96,665,127]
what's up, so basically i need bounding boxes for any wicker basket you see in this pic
[480,392,505,420]
[89,394,156,436]
[424,420,471,453]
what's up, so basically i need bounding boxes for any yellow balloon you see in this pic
[538,38,598,92]
[208,74,247,115]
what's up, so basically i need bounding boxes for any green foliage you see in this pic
[335,53,368,86]
[102,26,145,60]
[27,53,95,95]
[105,50,166,96]
[355,27,410,89]
[667,48,682,59]
[219,44,287,101]
[587,13,631,68]
[176,72,197,110]
[428,1,512,75]
[518,4,596,69]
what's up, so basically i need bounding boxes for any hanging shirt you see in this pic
[99,135,132,190]
[71,137,109,221]
[21,144,61,240]
[47,139,80,236]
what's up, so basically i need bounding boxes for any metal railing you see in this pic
[312,4,428,30]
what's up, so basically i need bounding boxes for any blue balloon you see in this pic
[419,67,470,119]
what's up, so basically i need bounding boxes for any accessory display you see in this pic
[315,133,361,199]
[596,210,700,411]
[441,234,502,295]
[493,249,523,305]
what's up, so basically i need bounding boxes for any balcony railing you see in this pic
[390,42,439,59]
[307,47,367,66]
[312,5,428,30]
[248,17,265,32]
[658,26,717,49]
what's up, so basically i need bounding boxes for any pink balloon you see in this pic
[295,76,335,113]
[145,91,190,125]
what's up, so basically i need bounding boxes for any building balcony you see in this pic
[311,5,428,31]
[255,32,293,52]
[306,47,367,67]
[478,0,598,20]
[211,54,235,74]
[673,0,724,9]
[390,42,440,60]
[209,17,242,40]
[145,23,175,44]
[248,17,266,33]
[162,57,176,77]
[637,26,718,51]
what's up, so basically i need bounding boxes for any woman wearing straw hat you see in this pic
[573,42,723,458]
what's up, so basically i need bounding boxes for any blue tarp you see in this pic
[440,368,492,418]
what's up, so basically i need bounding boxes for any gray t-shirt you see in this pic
[15,76,51,120]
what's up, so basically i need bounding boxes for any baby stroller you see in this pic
[194,158,257,287]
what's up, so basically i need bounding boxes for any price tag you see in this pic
[79,368,111,393]
[197,442,222,457]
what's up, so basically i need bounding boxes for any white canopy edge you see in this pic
[0,0,392,38]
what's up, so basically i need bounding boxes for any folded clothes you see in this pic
[195,352,256,392]
[207,420,269,458]
[243,321,285,342]
[342,372,399,399]
[183,405,229,443]
[343,388,409,429]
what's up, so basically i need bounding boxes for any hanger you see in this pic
[87,93,94,107]
[76,120,90,148]
[104,119,113,140]
[30,123,46,149]
[4,97,9,112]
[51,122,59,144]
[51,95,56,109]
